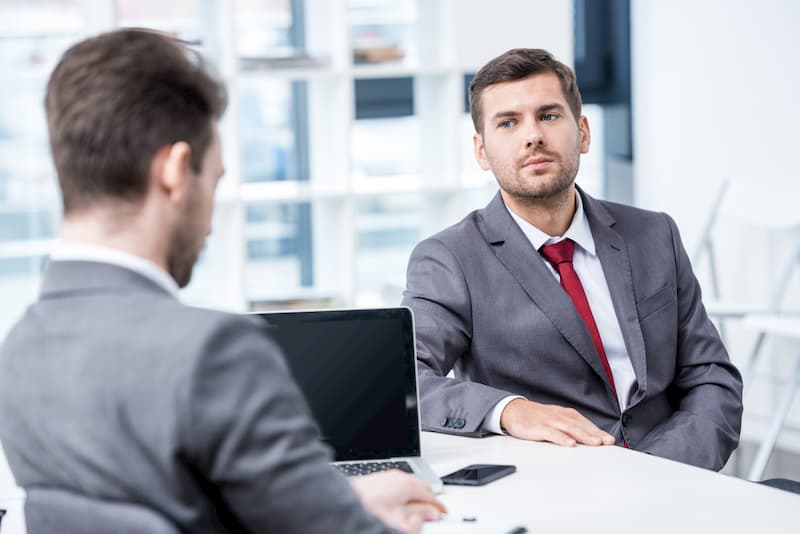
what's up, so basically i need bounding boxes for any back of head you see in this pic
[45,29,227,214]
[468,48,582,134]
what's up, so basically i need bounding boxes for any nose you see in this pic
[526,121,544,149]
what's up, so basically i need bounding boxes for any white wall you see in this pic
[632,0,800,244]
[454,0,573,71]
[632,0,800,454]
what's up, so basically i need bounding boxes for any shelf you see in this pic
[235,64,342,82]
[0,238,55,258]
[0,0,532,313]
[350,63,453,79]
[238,181,348,203]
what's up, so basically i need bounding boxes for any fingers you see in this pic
[535,426,577,447]
[555,413,615,446]
[355,470,447,514]
[380,507,424,534]
[502,400,616,446]
[404,502,446,521]
[401,513,424,534]
[353,471,444,534]
[388,471,447,514]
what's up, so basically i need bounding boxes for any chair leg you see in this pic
[743,332,767,389]
[747,356,800,481]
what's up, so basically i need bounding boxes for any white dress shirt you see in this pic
[49,243,179,297]
[482,192,637,434]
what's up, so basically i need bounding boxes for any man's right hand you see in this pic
[499,398,615,447]
[350,470,446,534]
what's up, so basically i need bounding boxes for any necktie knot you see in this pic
[540,239,575,268]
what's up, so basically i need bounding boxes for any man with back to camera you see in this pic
[0,29,445,533]
[402,48,743,470]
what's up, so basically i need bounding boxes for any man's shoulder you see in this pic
[594,196,667,221]
[418,207,487,251]
[157,303,270,355]
[588,196,673,234]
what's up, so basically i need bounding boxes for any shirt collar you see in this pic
[505,189,597,256]
[49,242,180,297]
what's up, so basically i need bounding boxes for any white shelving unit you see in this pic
[184,0,503,311]
[0,0,576,330]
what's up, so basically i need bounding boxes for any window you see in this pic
[0,1,594,327]
[0,0,82,336]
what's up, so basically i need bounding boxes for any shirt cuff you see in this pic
[481,395,526,435]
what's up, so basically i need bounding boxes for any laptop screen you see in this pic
[256,307,421,461]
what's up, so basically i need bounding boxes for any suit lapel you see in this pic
[478,192,614,392]
[581,191,648,402]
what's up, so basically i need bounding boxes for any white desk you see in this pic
[0,444,24,534]
[2,435,797,534]
[420,432,798,534]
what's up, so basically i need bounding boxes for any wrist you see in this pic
[500,398,528,432]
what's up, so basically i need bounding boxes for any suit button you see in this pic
[622,412,631,426]
[454,418,466,429]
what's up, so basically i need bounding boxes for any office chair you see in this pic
[693,178,800,481]
[25,488,180,534]
[759,477,800,495]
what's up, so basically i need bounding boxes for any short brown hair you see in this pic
[469,48,582,134]
[45,29,227,213]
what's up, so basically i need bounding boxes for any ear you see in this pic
[473,132,491,171]
[578,115,591,154]
[155,142,192,205]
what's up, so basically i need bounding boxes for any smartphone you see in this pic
[441,464,516,486]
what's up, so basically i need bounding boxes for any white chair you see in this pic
[693,179,800,329]
[692,178,800,480]
[743,316,800,481]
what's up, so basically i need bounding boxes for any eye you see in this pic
[541,113,558,122]
[498,119,516,129]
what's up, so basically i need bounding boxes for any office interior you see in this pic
[1,0,800,528]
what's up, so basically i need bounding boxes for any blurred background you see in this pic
[1,0,800,481]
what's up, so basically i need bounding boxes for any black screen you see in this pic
[257,308,420,461]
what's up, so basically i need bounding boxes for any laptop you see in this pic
[255,307,443,493]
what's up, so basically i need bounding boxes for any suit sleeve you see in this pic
[180,316,396,533]
[636,214,744,470]
[402,238,517,436]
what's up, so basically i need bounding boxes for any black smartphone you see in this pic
[441,464,516,486]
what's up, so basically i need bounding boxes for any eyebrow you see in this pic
[489,102,567,122]
[538,103,566,114]
[490,110,520,121]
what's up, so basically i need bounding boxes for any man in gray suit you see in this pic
[402,48,743,470]
[0,29,443,533]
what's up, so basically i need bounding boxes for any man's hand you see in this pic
[500,398,615,447]
[350,470,447,534]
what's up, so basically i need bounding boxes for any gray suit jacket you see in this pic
[402,189,743,470]
[0,261,393,533]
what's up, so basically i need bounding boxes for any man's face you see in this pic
[167,126,224,288]
[473,72,590,201]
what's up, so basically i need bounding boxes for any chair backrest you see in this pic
[25,488,180,534]
[694,177,800,309]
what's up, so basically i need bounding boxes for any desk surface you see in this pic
[420,432,798,533]
[3,435,798,534]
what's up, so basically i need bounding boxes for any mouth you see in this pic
[521,156,554,170]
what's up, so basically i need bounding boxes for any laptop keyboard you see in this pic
[335,460,414,477]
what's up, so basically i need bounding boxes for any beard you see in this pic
[166,199,205,289]
[501,160,577,201]
[496,149,580,202]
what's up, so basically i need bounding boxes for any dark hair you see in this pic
[468,48,582,134]
[45,28,227,213]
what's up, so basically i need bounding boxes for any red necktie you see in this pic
[540,239,618,396]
